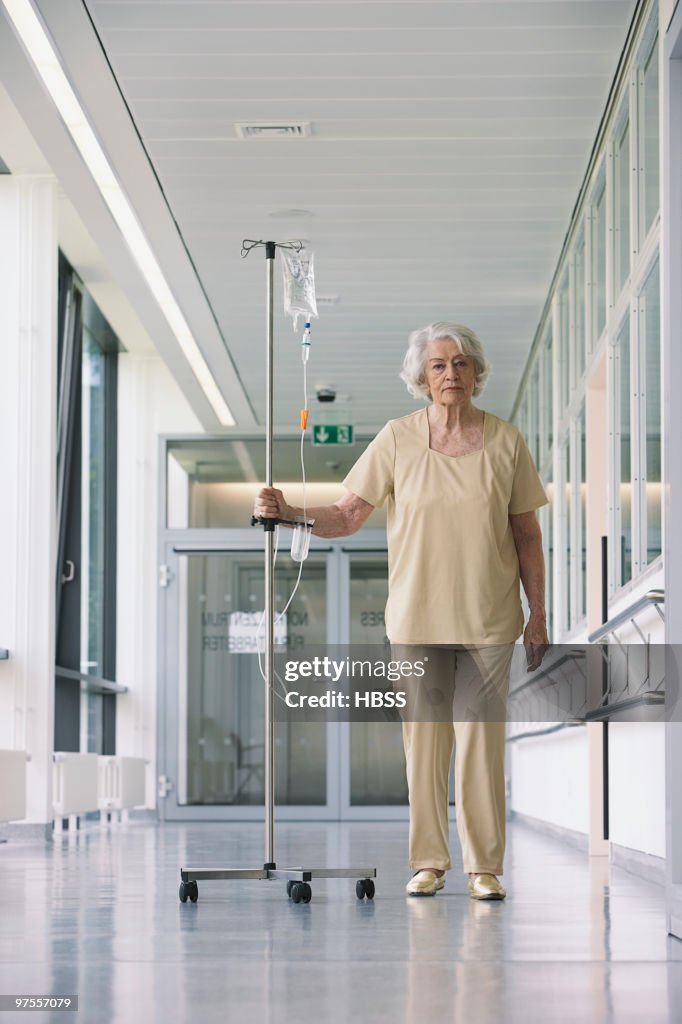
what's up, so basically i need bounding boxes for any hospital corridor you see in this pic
[1,1,682,1022]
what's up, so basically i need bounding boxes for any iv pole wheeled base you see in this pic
[179,867,377,905]
[178,240,377,907]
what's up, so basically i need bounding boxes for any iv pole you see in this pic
[179,240,377,905]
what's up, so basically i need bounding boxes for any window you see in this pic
[543,467,554,640]
[540,326,553,468]
[578,402,587,620]
[511,4,660,633]
[640,36,659,236]
[614,115,631,296]
[573,231,586,384]
[558,276,570,416]
[641,259,661,564]
[56,256,119,755]
[564,440,571,631]
[592,179,607,343]
[529,362,540,468]
[517,395,530,452]
[614,318,632,588]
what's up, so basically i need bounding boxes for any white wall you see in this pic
[609,722,666,857]
[115,354,202,809]
[605,592,666,856]
[0,178,57,828]
[511,727,590,834]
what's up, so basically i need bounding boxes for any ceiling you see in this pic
[26,0,638,430]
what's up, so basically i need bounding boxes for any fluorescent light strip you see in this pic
[1,0,235,426]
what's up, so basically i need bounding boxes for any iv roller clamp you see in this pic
[178,240,377,906]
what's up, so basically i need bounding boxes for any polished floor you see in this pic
[1,817,681,1024]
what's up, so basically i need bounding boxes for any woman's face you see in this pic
[423,339,477,406]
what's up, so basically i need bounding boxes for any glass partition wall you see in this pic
[512,3,661,639]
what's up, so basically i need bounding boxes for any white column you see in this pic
[663,3,682,939]
[585,355,609,857]
[0,177,57,834]
[116,354,202,810]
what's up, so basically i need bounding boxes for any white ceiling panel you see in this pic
[96,26,628,57]
[124,75,608,103]
[90,2,632,33]
[53,0,638,429]
[111,50,627,79]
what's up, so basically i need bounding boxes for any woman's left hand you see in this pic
[523,610,549,671]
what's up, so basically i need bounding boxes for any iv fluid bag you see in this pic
[282,249,318,330]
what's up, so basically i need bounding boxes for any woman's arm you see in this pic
[509,509,549,668]
[254,487,375,538]
[509,510,546,616]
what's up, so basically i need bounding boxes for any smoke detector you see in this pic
[235,122,311,139]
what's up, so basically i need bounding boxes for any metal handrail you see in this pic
[508,648,586,699]
[584,690,665,721]
[587,589,665,643]
[55,666,128,695]
[506,721,585,742]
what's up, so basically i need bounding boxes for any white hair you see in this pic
[399,321,492,400]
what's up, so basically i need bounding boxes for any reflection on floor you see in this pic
[1,818,681,1024]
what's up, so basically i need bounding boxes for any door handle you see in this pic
[61,560,76,584]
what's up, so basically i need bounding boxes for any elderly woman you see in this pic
[254,322,549,900]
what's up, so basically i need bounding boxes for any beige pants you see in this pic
[394,643,515,876]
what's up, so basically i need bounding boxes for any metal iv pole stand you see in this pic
[179,240,376,905]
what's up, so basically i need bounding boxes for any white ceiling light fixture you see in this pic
[1,0,235,426]
[235,122,311,139]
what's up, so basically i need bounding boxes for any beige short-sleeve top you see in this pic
[341,407,549,645]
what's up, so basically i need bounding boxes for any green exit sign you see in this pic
[312,424,354,446]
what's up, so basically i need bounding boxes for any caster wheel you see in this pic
[286,881,294,898]
[290,882,303,904]
[301,882,312,903]
[179,880,198,903]
[356,878,375,900]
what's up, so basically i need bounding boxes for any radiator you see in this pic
[53,753,99,816]
[98,757,147,811]
[0,750,28,822]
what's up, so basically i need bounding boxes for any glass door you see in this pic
[338,551,456,820]
[340,553,409,818]
[161,546,337,820]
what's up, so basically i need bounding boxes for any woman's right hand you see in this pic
[254,486,291,522]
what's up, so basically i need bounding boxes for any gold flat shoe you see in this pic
[468,873,506,900]
[406,870,446,897]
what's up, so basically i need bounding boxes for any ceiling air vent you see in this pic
[235,122,311,139]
